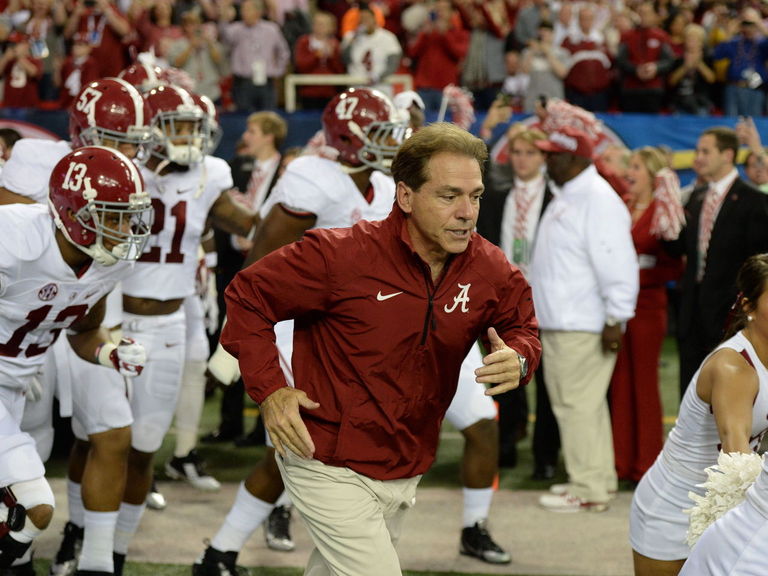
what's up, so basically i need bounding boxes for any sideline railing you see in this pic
[284,73,413,112]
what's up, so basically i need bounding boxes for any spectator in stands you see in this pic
[521,21,568,113]
[293,10,344,109]
[264,0,311,47]
[712,10,768,117]
[132,0,183,61]
[616,2,675,113]
[339,0,386,37]
[561,4,613,112]
[218,0,290,112]
[0,31,43,108]
[14,0,66,103]
[668,23,715,115]
[63,0,132,79]
[513,0,550,47]
[342,2,401,93]
[407,0,469,111]
[663,9,690,57]
[58,31,99,109]
[499,46,529,113]
[736,115,768,193]
[167,9,227,102]
[455,0,508,109]
[744,150,768,193]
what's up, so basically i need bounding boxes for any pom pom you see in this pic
[650,168,685,241]
[438,85,476,131]
[684,451,763,547]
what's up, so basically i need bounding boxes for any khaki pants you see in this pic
[277,450,421,576]
[541,330,618,503]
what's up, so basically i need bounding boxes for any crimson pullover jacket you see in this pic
[222,207,541,481]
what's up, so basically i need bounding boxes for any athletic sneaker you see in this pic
[49,521,84,576]
[264,505,295,552]
[539,492,610,513]
[549,484,617,500]
[459,520,511,564]
[145,481,167,511]
[192,545,250,576]
[165,449,221,492]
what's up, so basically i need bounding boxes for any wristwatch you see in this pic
[605,316,620,327]
[517,353,528,379]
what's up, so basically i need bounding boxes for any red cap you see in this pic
[535,126,594,159]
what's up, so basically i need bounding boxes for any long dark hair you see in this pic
[724,253,768,339]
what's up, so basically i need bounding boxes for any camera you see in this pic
[84,0,96,7]
[742,67,763,90]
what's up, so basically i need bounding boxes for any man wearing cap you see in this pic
[529,126,638,512]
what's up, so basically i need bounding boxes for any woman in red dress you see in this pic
[610,146,685,483]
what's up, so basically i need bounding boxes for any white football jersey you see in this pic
[122,156,233,301]
[260,155,395,228]
[0,139,72,203]
[346,28,402,81]
[0,205,131,388]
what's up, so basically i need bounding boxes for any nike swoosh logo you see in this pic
[165,342,181,348]
[177,188,192,195]
[376,291,403,301]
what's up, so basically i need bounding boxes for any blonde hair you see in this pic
[633,146,669,179]
[246,111,288,150]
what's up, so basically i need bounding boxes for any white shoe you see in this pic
[549,483,570,495]
[550,483,617,500]
[539,492,609,513]
[146,481,167,511]
[165,449,221,492]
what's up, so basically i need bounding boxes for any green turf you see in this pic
[33,558,583,576]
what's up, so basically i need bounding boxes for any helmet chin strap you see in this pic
[49,210,118,267]
[80,242,119,266]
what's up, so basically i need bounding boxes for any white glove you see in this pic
[98,338,146,377]
[26,375,43,402]
[203,273,219,336]
[207,341,240,385]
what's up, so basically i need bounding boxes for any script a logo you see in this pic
[444,283,471,313]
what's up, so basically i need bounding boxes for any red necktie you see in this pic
[512,185,533,267]
[245,165,266,210]
[697,185,722,281]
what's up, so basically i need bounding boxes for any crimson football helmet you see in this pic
[48,146,152,266]
[144,85,207,166]
[118,61,167,93]
[321,87,409,174]
[192,92,222,154]
[69,77,152,155]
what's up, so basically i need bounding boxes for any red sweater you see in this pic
[223,207,540,480]
[409,26,469,90]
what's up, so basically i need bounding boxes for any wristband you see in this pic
[204,252,218,269]
[95,342,118,367]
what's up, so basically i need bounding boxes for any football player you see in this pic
[0,146,151,576]
[109,84,258,573]
[0,77,155,576]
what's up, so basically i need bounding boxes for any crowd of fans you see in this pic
[1,0,768,115]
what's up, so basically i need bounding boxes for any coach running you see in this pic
[221,122,541,575]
